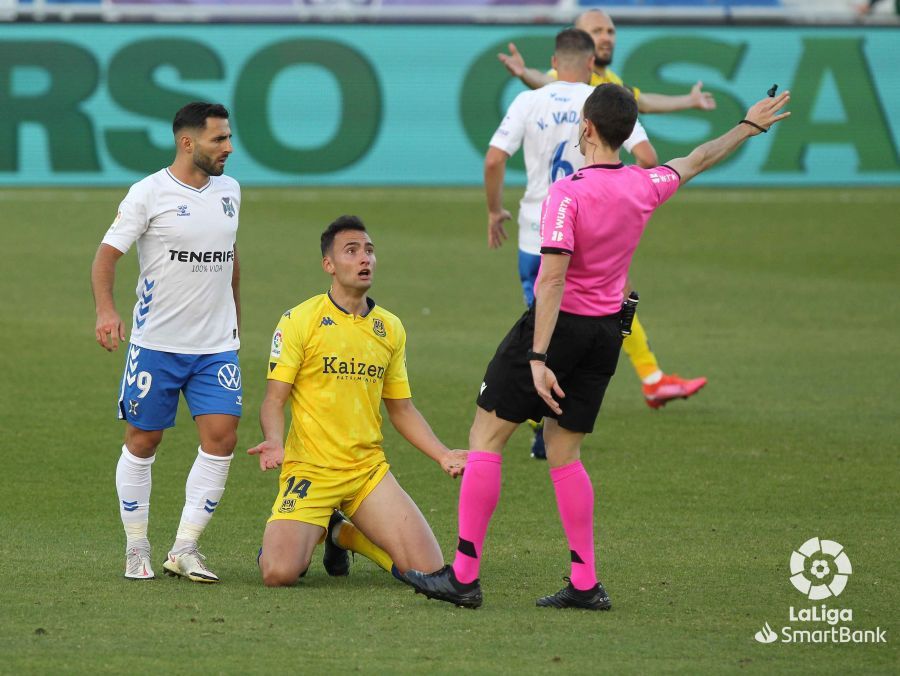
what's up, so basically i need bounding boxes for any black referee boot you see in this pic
[323,510,351,576]
[536,577,612,610]
[404,565,483,609]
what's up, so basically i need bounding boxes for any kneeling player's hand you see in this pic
[531,362,565,416]
[247,440,284,472]
[441,449,468,479]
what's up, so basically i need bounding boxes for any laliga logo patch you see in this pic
[790,537,852,599]
[217,363,241,391]
[373,318,386,338]
[271,329,283,358]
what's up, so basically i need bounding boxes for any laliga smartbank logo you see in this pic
[753,537,887,645]
[789,536,851,599]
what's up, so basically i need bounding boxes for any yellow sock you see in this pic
[335,519,394,573]
[622,313,660,381]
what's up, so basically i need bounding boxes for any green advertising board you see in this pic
[1,24,898,185]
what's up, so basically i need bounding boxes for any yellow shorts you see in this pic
[267,460,390,529]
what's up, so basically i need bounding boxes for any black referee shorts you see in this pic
[476,305,623,434]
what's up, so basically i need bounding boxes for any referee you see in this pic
[404,84,791,609]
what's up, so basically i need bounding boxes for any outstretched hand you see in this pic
[530,361,564,416]
[247,440,284,472]
[744,90,791,134]
[498,42,526,78]
[440,449,468,479]
[690,81,716,110]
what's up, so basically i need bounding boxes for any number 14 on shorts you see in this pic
[278,477,311,514]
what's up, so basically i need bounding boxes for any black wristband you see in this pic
[526,350,547,363]
[740,119,767,134]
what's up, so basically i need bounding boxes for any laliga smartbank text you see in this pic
[778,605,886,644]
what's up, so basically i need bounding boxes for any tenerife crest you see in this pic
[221,196,235,217]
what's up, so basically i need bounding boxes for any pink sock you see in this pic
[550,460,597,591]
[452,451,502,584]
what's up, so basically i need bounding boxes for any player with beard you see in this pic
[498,9,710,419]
[249,216,468,587]
[92,102,242,583]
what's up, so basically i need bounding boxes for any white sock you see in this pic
[642,370,663,385]
[116,445,154,550]
[172,447,232,553]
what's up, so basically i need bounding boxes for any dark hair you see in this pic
[172,102,230,135]
[555,28,594,56]
[321,215,367,256]
[582,84,638,151]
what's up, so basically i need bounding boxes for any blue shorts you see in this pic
[518,250,541,307]
[117,344,242,431]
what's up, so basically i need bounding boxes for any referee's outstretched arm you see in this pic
[666,90,790,185]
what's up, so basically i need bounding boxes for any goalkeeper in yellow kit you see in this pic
[248,216,467,586]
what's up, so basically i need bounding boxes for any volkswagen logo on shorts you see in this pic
[217,363,242,391]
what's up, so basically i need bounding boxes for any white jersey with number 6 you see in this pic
[489,81,648,255]
[101,168,241,354]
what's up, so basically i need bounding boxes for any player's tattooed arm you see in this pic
[248,380,292,471]
[383,397,467,478]
[92,243,126,352]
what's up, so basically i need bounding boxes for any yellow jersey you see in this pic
[547,67,641,99]
[268,292,411,471]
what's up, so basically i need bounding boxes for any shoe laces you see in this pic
[180,548,210,570]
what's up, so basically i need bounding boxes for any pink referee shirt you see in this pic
[536,162,681,317]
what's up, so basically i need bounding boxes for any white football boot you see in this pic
[163,549,220,583]
[124,546,155,580]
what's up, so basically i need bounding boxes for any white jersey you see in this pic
[101,168,241,354]
[489,81,649,254]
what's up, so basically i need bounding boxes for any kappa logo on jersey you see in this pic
[373,318,387,337]
[128,400,139,415]
[176,204,190,217]
[217,363,241,391]
[320,316,336,327]
[221,197,235,217]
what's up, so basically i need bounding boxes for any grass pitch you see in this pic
[0,186,897,674]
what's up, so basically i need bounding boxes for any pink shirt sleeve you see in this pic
[648,165,681,206]
[539,180,578,255]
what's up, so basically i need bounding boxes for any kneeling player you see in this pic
[248,216,467,586]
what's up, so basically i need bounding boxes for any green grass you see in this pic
[0,186,897,674]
